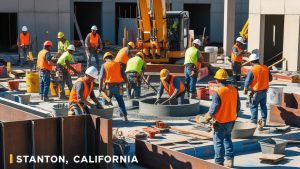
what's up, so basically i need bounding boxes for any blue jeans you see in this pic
[39,70,50,97]
[19,47,29,66]
[250,90,268,123]
[176,92,185,105]
[108,84,127,116]
[127,73,141,99]
[87,50,100,71]
[58,66,73,97]
[184,65,197,94]
[213,122,235,165]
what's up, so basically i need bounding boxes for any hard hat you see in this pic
[57,32,64,38]
[249,53,259,62]
[214,69,228,80]
[136,51,144,58]
[193,39,201,46]
[67,44,75,51]
[128,41,135,48]
[236,37,246,44]
[160,69,169,80]
[103,52,114,60]
[22,26,28,32]
[85,66,98,79]
[91,25,98,31]
[43,40,53,47]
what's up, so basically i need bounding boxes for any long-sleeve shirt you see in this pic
[244,65,273,89]
[74,81,96,104]
[84,33,103,50]
[157,77,181,97]
[208,83,241,116]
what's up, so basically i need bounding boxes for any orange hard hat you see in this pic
[43,40,53,47]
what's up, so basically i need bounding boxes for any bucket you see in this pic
[259,138,287,154]
[267,87,283,105]
[196,87,208,100]
[17,94,31,104]
[7,80,20,91]
[52,104,68,117]
[26,71,40,93]
[208,81,218,97]
[50,82,59,96]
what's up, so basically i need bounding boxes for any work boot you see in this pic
[224,159,234,168]
[40,95,44,100]
[189,93,196,99]
[43,96,50,102]
[123,116,128,122]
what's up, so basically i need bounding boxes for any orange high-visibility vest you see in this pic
[89,33,100,48]
[37,49,53,71]
[250,64,270,91]
[231,44,243,62]
[103,61,124,83]
[162,75,185,96]
[19,33,30,46]
[213,85,238,123]
[115,47,130,64]
[69,77,94,103]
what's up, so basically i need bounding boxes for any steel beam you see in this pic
[269,105,300,127]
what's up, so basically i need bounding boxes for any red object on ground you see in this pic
[155,121,168,128]
[142,127,160,138]
[7,80,20,91]
[68,63,82,76]
[208,80,218,96]
[196,87,208,100]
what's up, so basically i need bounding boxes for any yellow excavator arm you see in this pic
[239,19,248,40]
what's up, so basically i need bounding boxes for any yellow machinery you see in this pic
[239,19,248,41]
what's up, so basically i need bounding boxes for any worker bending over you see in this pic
[125,52,146,99]
[85,25,103,70]
[57,32,70,54]
[230,37,246,88]
[99,52,129,121]
[205,69,240,168]
[17,26,32,66]
[156,69,185,105]
[56,45,79,99]
[244,53,272,127]
[68,66,103,115]
[115,41,136,72]
[184,39,202,99]
[37,41,55,101]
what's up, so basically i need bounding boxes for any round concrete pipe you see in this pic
[139,98,200,117]
[231,121,257,139]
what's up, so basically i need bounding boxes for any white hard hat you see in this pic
[193,39,201,46]
[236,37,246,44]
[22,26,28,32]
[85,66,98,79]
[249,53,259,62]
[67,44,75,51]
[91,25,98,31]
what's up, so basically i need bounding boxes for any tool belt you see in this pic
[185,64,198,77]
[127,72,141,85]
[104,83,124,96]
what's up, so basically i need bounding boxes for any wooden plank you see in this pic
[150,138,188,145]
[170,126,213,139]
[259,154,285,163]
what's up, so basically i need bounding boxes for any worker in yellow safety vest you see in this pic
[85,25,103,70]
[115,41,136,72]
[57,32,70,54]
[17,26,32,67]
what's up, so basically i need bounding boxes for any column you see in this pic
[223,0,236,56]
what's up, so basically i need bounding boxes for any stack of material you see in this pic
[216,55,225,64]
[272,71,300,83]
[203,46,218,63]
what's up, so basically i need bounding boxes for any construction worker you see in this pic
[68,66,103,115]
[17,26,31,66]
[204,69,240,167]
[125,52,146,99]
[230,37,246,88]
[37,41,54,101]
[99,52,129,121]
[56,44,79,99]
[115,41,136,72]
[156,69,185,105]
[85,25,103,70]
[57,32,70,54]
[184,39,202,99]
[244,53,272,127]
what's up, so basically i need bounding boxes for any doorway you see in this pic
[0,13,17,52]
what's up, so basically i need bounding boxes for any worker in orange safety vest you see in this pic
[115,41,136,72]
[85,25,103,70]
[17,26,32,67]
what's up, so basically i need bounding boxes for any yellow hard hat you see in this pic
[103,52,114,60]
[160,69,169,80]
[57,32,64,38]
[128,41,135,48]
[214,69,228,80]
[136,51,144,58]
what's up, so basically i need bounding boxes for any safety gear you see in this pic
[249,53,259,62]
[213,85,238,123]
[69,77,94,104]
[37,49,53,71]
[57,32,64,38]
[231,44,243,62]
[128,41,135,48]
[91,25,98,30]
[162,75,185,97]
[85,66,98,79]
[136,52,144,58]
[21,26,28,32]
[103,52,114,60]
[89,33,100,48]
[184,46,199,66]
[193,39,201,46]
[236,37,246,44]
[58,40,70,53]
[43,40,53,47]
[214,69,228,80]
[204,113,212,123]
[103,61,124,83]
[67,44,75,51]
[19,33,30,46]
[126,56,145,74]
[57,51,74,66]
[115,47,130,64]
[160,69,169,80]
[250,64,270,91]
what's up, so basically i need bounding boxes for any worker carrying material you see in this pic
[85,25,103,70]
[57,32,70,54]
[184,39,202,99]
[37,40,55,101]
[125,52,146,99]
[99,52,129,121]
[17,26,32,67]
[68,66,103,115]
[156,69,185,105]
[243,53,272,127]
[56,45,79,99]
[115,41,136,72]
[205,68,240,168]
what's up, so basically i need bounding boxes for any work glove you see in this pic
[243,88,248,95]
[204,113,212,124]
